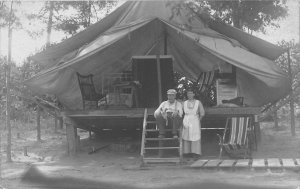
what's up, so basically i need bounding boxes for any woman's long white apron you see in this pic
[182,100,202,155]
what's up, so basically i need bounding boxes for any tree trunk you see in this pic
[0,27,2,56]
[59,117,63,129]
[54,113,58,133]
[87,1,91,27]
[46,1,54,47]
[37,107,41,141]
[231,1,243,29]
[274,110,278,129]
[6,1,13,163]
[287,49,296,136]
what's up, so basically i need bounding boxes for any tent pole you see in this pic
[156,54,162,103]
[287,48,296,136]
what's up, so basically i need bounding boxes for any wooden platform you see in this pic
[191,158,300,170]
[62,107,261,118]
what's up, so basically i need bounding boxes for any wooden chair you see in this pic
[195,71,215,106]
[76,72,106,109]
[217,116,254,159]
[196,71,215,93]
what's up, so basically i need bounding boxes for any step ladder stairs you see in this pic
[141,109,183,165]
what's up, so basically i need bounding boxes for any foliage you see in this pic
[276,40,300,90]
[0,1,21,29]
[174,72,216,107]
[186,0,288,32]
[26,1,118,37]
[54,1,118,35]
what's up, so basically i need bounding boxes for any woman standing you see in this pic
[182,89,205,158]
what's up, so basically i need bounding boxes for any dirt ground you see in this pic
[0,117,300,189]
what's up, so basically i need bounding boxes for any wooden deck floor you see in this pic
[191,158,300,170]
[62,107,261,118]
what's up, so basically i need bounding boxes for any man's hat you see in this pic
[167,89,177,95]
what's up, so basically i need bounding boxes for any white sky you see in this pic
[0,0,299,66]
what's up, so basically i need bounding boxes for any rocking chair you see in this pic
[76,72,106,109]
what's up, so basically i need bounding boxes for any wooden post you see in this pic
[54,113,58,133]
[254,115,261,143]
[164,31,167,55]
[64,116,78,156]
[274,110,279,130]
[23,146,28,156]
[287,48,296,136]
[37,107,41,141]
[156,55,162,104]
[59,117,63,129]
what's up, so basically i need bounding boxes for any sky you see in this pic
[0,0,299,66]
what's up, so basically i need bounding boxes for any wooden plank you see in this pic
[205,107,261,116]
[143,158,180,163]
[146,121,156,124]
[266,158,281,168]
[190,160,208,168]
[145,138,178,141]
[146,129,173,132]
[203,160,222,168]
[281,159,296,168]
[251,159,266,168]
[235,159,250,168]
[62,108,156,117]
[219,159,236,168]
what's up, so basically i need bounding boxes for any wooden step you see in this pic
[146,121,157,124]
[145,138,179,141]
[144,147,180,150]
[146,129,173,132]
[145,129,181,132]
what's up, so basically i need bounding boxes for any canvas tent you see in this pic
[26,0,290,110]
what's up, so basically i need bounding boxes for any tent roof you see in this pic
[31,0,285,66]
[26,1,289,110]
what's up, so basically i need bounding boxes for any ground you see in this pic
[0,116,300,189]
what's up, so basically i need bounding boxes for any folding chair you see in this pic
[217,116,253,159]
[76,72,106,109]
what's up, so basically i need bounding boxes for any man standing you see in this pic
[154,89,183,138]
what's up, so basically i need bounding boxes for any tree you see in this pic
[54,1,118,35]
[0,1,21,163]
[187,0,288,32]
[26,1,69,45]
